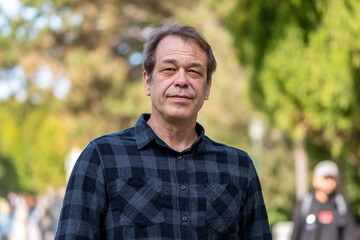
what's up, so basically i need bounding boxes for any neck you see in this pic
[315,191,330,203]
[147,114,198,152]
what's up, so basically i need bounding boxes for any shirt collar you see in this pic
[134,113,205,152]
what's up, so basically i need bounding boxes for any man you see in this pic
[55,24,272,239]
[291,160,356,240]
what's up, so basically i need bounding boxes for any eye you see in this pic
[163,68,175,72]
[188,69,202,77]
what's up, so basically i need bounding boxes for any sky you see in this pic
[0,0,71,102]
[0,0,22,19]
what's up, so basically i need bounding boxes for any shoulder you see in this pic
[75,127,136,165]
[71,127,136,176]
[90,126,136,149]
[203,136,250,157]
[202,135,254,169]
[299,193,314,217]
[204,136,251,158]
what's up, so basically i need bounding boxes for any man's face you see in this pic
[313,176,337,195]
[143,36,211,123]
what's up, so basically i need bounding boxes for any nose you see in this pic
[174,69,189,87]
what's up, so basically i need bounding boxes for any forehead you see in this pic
[155,35,206,64]
[314,176,336,181]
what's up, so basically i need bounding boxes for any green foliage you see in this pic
[344,159,360,222]
[259,130,296,226]
[226,0,360,222]
[0,155,20,197]
[22,105,69,190]
[0,101,68,194]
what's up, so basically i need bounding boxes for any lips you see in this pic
[170,94,192,99]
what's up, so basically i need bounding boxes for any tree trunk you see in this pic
[294,142,308,201]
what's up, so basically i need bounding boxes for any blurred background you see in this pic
[0,0,359,239]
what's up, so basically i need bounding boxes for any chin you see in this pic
[168,114,191,121]
[166,112,195,122]
[325,190,336,196]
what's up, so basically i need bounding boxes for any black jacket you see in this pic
[291,192,356,240]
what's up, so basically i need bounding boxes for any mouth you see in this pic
[168,94,194,103]
[169,94,193,100]
[171,94,191,98]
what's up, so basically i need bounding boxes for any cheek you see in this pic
[313,179,321,189]
[327,181,337,189]
[150,81,168,99]
[190,80,206,91]
[200,84,211,99]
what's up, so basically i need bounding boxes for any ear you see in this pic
[143,71,151,96]
[204,78,212,100]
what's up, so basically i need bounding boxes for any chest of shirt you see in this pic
[101,147,248,233]
[100,145,248,185]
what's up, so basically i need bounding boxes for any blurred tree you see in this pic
[0,100,68,193]
[226,0,360,222]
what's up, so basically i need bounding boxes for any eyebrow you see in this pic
[161,59,205,70]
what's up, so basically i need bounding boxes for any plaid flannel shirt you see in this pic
[55,114,272,240]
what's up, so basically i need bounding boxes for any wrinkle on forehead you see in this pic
[156,36,206,64]
[162,48,199,57]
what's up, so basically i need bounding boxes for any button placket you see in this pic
[174,153,189,228]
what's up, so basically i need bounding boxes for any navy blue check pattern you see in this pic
[55,114,272,239]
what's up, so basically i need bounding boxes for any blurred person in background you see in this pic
[24,194,42,240]
[0,196,12,240]
[8,193,27,240]
[291,160,356,240]
[38,187,63,240]
[55,24,271,239]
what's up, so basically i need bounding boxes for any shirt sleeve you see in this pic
[55,142,107,240]
[238,160,272,239]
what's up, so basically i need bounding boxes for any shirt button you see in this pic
[176,155,182,160]
[180,185,186,190]
[181,216,187,222]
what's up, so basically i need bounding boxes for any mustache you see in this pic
[165,90,195,99]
